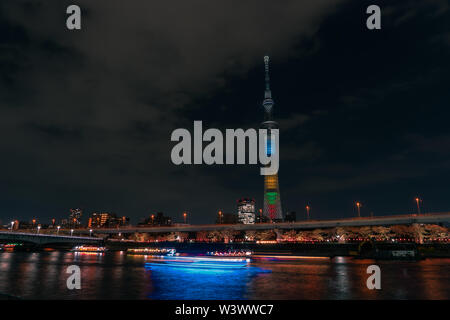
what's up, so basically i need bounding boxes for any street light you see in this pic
[183,212,187,224]
[89,229,93,237]
[415,197,421,215]
[306,205,310,220]
[10,221,14,231]
[218,211,222,224]
[70,229,74,236]
[37,225,41,234]
[356,202,361,218]
[151,214,155,225]
[57,226,61,235]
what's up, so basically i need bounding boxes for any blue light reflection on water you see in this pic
[145,263,271,300]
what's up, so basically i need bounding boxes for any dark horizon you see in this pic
[1,0,449,225]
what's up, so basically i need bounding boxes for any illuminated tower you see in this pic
[261,56,282,221]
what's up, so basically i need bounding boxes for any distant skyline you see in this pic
[1,0,449,224]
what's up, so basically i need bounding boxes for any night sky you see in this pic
[0,0,449,225]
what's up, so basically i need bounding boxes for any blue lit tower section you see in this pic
[261,56,283,221]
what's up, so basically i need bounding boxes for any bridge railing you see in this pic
[0,231,100,240]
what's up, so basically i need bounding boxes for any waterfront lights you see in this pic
[71,229,74,236]
[37,225,41,234]
[10,221,14,230]
[356,202,361,217]
[306,205,310,220]
[415,197,421,215]
[89,229,93,236]
[57,226,60,234]
[183,212,187,224]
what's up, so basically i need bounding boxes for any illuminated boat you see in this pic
[1,243,23,251]
[127,248,176,256]
[206,250,252,257]
[71,245,107,253]
[145,256,250,269]
[252,254,329,261]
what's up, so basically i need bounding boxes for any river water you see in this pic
[0,251,448,299]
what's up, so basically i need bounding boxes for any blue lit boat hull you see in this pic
[145,256,250,269]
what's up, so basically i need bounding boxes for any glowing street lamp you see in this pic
[218,211,222,224]
[70,229,74,236]
[37,225,41,234]
[89,229,93,237]
[57,226,61,235]
[151,214,155,224]
[356,202,361,218]
[306,205,310,220]
[183,212,187,224]
[10,221,14,231]
[415,197,421,215]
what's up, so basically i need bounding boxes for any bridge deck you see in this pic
[71,212,450,234]
[0,231,102,245]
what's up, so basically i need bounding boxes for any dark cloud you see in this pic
[0,0,449,224]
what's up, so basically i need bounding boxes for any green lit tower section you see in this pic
[261,56,283,221]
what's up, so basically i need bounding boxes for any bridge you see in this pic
[0,231,103,246]
[75,212,450,234]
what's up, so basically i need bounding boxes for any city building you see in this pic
[138,212,172,226]
[88,212,130,228]
[61,219,68,228]
[261,56,283,222]
[285,211,296,222]
[69,208,83,227]
[254,208,266,223]
[237,198,256,224]
[216,212,239,224]
[108,215,130,228]
[87,213,102,228]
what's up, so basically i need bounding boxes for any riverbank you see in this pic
[105,241,450,259]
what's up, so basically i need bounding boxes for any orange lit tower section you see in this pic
[261,56,282,221]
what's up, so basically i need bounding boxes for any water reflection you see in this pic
[0,252,448,300]
[145,264,269,300]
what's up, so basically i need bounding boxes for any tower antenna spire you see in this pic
[262,56,274,115]
[264,55,271,92]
